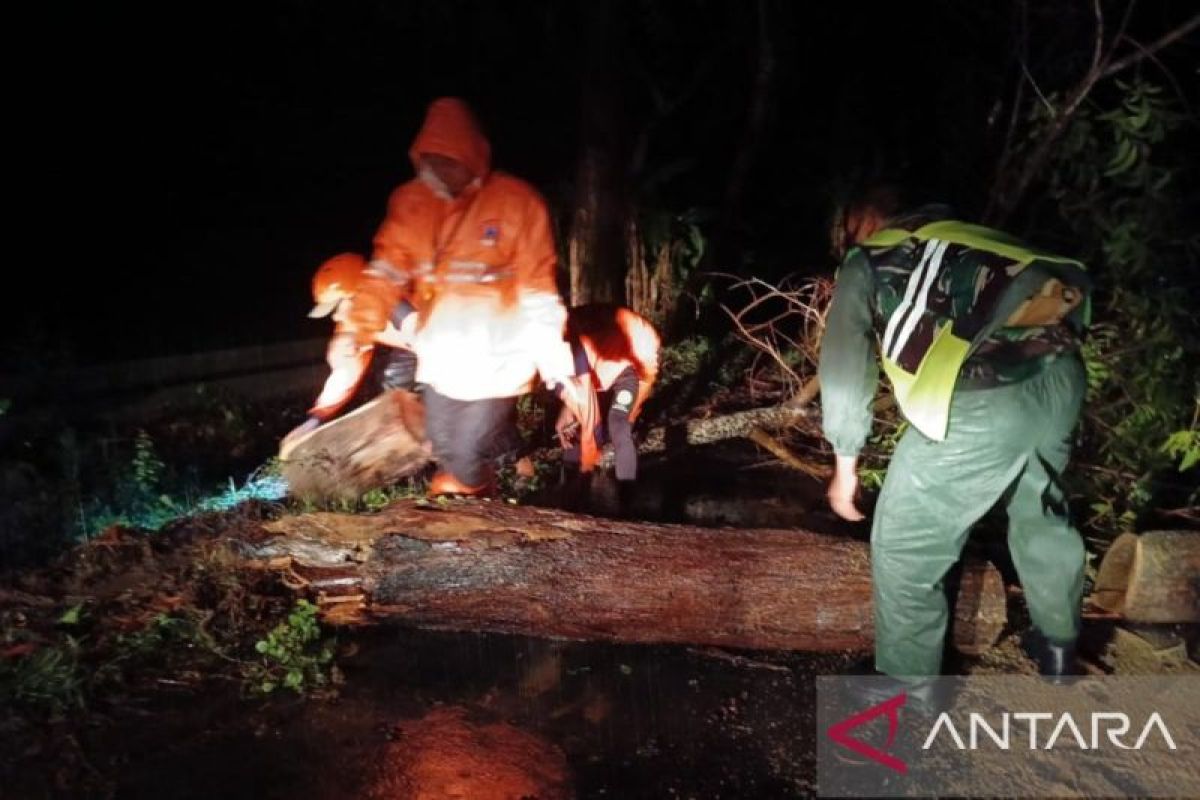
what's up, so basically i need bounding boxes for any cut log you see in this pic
[1090,530,1200,623]
[238,499,1006,654]
[280,390,430,501]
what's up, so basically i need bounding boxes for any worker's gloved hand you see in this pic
[552,376,599,471]
[827,454,865,522]
[280,416,321,459]
[346,269,404,341]
[345,292,392,343]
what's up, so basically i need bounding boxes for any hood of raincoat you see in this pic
[408,97,492,180]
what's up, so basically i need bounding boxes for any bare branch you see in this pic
[718,273,834,397]
[1020,58,1056,116]
[986,4,1196,225]
[1117,34,1197,120]
[1102,11,1200,78]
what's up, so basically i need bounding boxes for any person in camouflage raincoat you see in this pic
[819,192,1093,683]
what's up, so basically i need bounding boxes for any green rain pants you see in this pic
[872,353,1087,678]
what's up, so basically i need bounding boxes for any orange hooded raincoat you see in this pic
[364,98,575,401]
[358,98,598,469]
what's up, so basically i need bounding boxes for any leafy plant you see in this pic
[1028,78,1199,538]
[243,599,335,695]
[0,638,85,715]
[860,418,908,492]
[627,206,712,327]
[658,336,713,391]
[1162,421,1200,474]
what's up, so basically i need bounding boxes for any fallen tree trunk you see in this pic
[632,394,889,459]
[638,404,811,454]
[238,499,1005,654]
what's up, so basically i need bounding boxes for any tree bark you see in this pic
[240,499,1007,654]
[718,0,774,252]
[567,0,628,305]
[665,0,774,340]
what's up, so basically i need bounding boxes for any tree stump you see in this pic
[1091,530,1200,623]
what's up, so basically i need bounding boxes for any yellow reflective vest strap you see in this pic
[865,220,1085,269]
[864,220,1087,441]
[881,323,971,441]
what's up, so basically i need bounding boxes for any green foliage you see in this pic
[130,429,164,496]
[496,455,557,503]
[119,612,226,663]
[75,430,189,537]
[860,418,908,491]
[244,600,335,695]
[288,477,427,515]
[1030,78,1199,537]
[0,638,86,715]
[641,207,707,284]
[628,206,713,327]
[58,603,85,627]
[1162,419,1200,474]
[2,604,238,718]
[74,432,293,539]
[359,478,429,511]
[515,392,548,446]
[658,336,713,391]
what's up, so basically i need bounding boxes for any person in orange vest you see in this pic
[280,252,418,455]
[555,304,660,483]
[348,97,595,496]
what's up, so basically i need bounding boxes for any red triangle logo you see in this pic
[826,692,908,774]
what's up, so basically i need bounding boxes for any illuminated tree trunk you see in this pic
[567,0,628,306]
[244,499,1007,655]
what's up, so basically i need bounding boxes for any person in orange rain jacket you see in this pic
[279,252,418,456]
[348,97,596,496]
[555,305,660,483]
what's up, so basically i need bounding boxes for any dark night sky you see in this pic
[18,0,1180,368]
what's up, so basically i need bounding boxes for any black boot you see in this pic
[1022,630,1078,681]
[558,463,591,512]
[843,658,952,718]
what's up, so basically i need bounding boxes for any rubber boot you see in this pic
[1022,630,1078,681]
[846,672,952,718]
